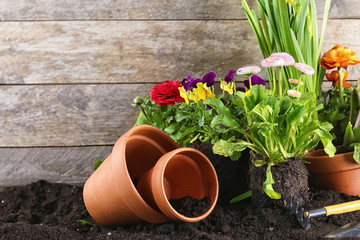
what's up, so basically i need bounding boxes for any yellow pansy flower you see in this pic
[220,80,235,95]
[178,86,189,104]
[189,82,215,102]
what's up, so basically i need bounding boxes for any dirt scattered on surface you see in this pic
[1,144,360,239]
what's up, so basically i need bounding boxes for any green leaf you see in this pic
[164,123,178,135]
[314,128,336,157]
[343,122,355,148]
[77,219,94,227]
[230,190,253,204]
[134,111,150,126]
[93,160,104,171]
[353,146,360,164]
[350,88,360,126]
[198,116,205,127]
[263,164,281,199]
[212,139,252,161]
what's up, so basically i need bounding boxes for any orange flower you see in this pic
[325,70,352,88]
[320,45,360,70]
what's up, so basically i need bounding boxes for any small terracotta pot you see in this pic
[83,125,219,226]
[137,147,219,222]
[304,147,360,196]
[83,125,179,226]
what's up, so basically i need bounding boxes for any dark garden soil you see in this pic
[1,144,360,240]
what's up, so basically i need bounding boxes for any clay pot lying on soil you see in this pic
[137,147,218,223]
[83,125,219,226]
[305,146,360,197]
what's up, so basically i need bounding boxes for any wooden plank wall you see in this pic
[1,0,360,187]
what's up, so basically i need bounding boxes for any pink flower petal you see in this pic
[236,66,261,75]
[293,63,315,75]
[269,53,295,66]
[261,57,286,68]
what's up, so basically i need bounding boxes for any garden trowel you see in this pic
[286,194,360,230]
[324,221,360,238]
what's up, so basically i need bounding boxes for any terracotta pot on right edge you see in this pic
[304,147,360,196]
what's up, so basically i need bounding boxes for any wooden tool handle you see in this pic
[324,200,360,216]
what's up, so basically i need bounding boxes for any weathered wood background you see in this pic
[1,0,360,187]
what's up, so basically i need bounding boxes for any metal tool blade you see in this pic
[324,222,360,238]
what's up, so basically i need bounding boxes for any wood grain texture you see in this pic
[0,84,152,147]
[0,20,264,84]
[1,0,360,187]
[0,146,112,186]
[0,0,356,21]
[0,0,246,20]
[1,19,360,85]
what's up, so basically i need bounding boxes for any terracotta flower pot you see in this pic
[304,147,360,196]
[83,125,219,226]
[83,125,179,226]
[137,147,219,222]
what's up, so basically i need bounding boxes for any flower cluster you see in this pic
[318,45,360,146]
[321,45,360,90]
[260,52,315,98]
[178,72,216,104]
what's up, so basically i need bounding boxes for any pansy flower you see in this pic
[220,81,235,94]
[237,75,266,93]
[201,72,216,87]
[220,70,236,94]
[188,82,215,102]
[181,75,202,91]
[243,75,266,89]
[224,70,236,83]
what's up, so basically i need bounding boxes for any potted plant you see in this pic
[134,53,336,207]
[203,54,335,206]
[304,45,360,196]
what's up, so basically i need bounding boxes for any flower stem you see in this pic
[272,68,276,95]
[249,74,252,90]
[278,67,283,99]
[338,68,344,104]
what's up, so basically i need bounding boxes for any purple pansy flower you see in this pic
[237,75,266,92]
[181,75,202,91]
[224,70,236,83]
[201,72,216,87]
[244,75,266,89]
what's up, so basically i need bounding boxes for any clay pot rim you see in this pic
[305,146,360,173]
[153,147,219,222]
[305,146,354,160]
[111,125,178,223]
